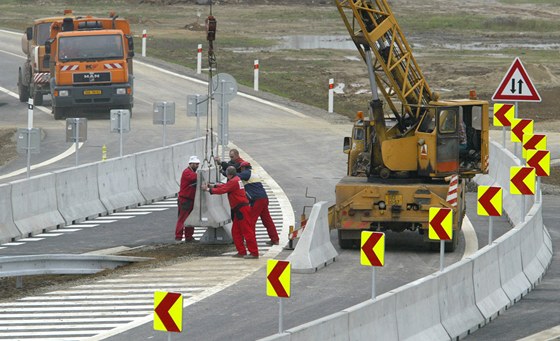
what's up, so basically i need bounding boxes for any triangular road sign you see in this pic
[492,57,541,102]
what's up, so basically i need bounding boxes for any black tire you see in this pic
[53,107,66,120]
[32,91,43,106]
[338,230,355,249]
[18,69,29,103]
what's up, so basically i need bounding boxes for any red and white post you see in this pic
[254,59,259,91]
[141,29,147,57]
[197,44,202,74]
[328,78,334,113]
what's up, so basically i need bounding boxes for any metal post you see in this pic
[488,216,493,245]
[220,80,226,161]
[197,44,202,74]
[502,126,506,148]
[195,94,200,138]
[142,29,147,57]
[439,240,445,272]
[278,298,283,334]
[162,102,167,147]
[371,267,376,300]
[254,59,259,91]
[75,121,79,167]
[513,101,518,157]
[26,98,34,179]
[521,195,526,222]
[328,78,334,113]
[537,176,541,203]
[119,112,123,157]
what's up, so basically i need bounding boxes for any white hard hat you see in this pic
[188,155,200,164]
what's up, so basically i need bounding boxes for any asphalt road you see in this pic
[0,28,557,340]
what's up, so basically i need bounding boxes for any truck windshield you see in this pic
[37,22,52,45]
[58,34,123,61]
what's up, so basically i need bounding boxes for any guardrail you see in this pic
[258,140,553,341]
[0,254,153,288]
[0,137,206,243]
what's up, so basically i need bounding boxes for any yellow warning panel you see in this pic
[360,231,385,267]
[511,118,534,143]
[522,134,547,159]
[493,103,515,127]
[154,291,183,333]
[428,207,452,241]
[266,260,291,298]
[527,150,550,177]
[510,166,536,195]
[477,186,503,217]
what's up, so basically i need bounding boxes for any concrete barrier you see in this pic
[286,311,349,341]
[438,259,485,339]
[471,243,510,321]
[517,212,545,286]
[55,163,106,224]
[11,173,65,236]
[530,205,553,269]
[345,292,398,340]
[171,138,204,186]
[136,147,178,202]
[286,201,338,273]
[395,274,449,341]
[98,155,145,212]
[496,228,531,303]
[0,183,21,243]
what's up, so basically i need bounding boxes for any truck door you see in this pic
[435,107,460,175]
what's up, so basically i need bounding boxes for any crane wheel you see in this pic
[379,168,391,179]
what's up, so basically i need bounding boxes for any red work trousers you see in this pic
[251,198,279,242]
[176,198,194,240]
[232,205,259,256]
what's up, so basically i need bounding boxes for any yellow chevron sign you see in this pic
[522,134,547,159]
[267,260,291,298]
[360,231,385,267]
[493,103,515,127]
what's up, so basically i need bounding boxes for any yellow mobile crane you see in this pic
[331,0,489,251]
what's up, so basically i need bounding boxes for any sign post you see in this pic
[187,94,208,139]
[65,118,87,167]
[360,231,385,300]
[267,260,291,334]
[429,207,453,271]
[110,109,131,157]
[153,101,176,147]
[477,186,503,244]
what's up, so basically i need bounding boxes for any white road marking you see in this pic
[1,242,24,246]
[18,237,44,242]
[65,224,98,228]
[35,233,63,237]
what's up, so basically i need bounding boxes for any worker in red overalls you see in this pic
[175,155,200,242]
[202,166,259,259]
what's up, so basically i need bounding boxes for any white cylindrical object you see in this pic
[141,29,147,57]
[328,78,334,113]
[254,59,259,91]
[197,44,202,74]
[27,98,34,129]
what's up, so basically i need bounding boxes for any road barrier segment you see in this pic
[257,140,552,341]
[0,183,20,243]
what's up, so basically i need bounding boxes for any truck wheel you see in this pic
[18,69,29,103]
[337,230,355,249]
[33,91,43,106]
[53,107,66,120]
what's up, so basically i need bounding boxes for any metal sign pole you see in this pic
[439,240,445,272]
[278,298,283,334]
[513,101,518,157]
[537,177,541,203]
[195,94,200,139]
[75,121,79,167]
[119,112,123,157]
[220,80,226,161]
[521,195,526,222]
[488,216,493,245]
[502,127,506,148]
[371,267,376,300]
[26,98,34,178]
[162,101,167,147]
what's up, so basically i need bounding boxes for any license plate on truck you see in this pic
[386,193,403,206]
[83,90,102,95]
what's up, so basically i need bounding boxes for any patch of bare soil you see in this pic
[0,128,17,167]
[0,242,234,303]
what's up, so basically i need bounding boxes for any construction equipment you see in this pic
[44,13,134,119]
[18,9,75,105]
[331,0,489,251]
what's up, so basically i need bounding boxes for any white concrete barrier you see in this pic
[55,163,106,224]
[286,311,349,341]
[516,211,545,286]
[471,243,510,321]
[438,259,485,339]
[395,274,449,341]
[98,155,145,212]
[136,147,178,201]
[286,201,338,273]
[529,205,553,268]
[11,173,65,236]
[496,228,531,303]
[0,183,21,243]
[345,292,398,340]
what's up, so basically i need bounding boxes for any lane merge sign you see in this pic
[267,260,291,298]
[360,231,385,267]
[493,103,515,127]
[492,57,541,102]
[429,207,453,241]
[510,166,536,195]
[477,186,503,217]
[154,291,183,333]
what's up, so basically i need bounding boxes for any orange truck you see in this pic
[18,9,75,105]
[44,14,134,119]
